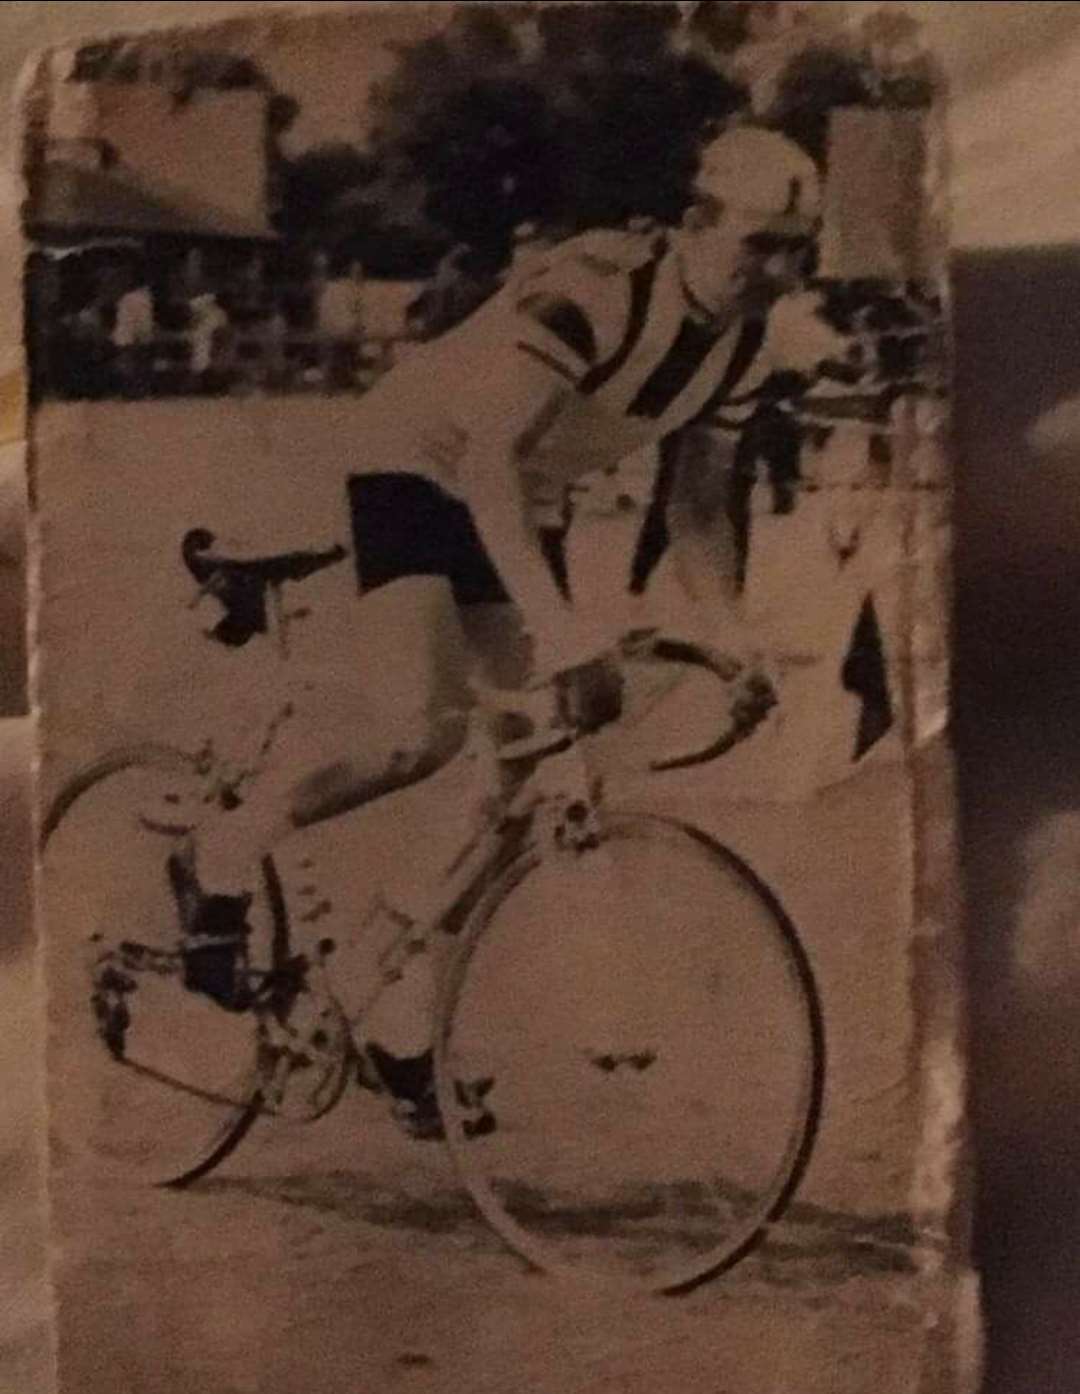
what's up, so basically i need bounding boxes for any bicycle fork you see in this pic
[528,746,659,1076]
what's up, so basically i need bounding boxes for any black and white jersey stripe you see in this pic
[512,234,769,437]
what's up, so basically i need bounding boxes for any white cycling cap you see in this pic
[694,126,823,237]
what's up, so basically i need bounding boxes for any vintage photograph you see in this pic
[25,5,962,1392]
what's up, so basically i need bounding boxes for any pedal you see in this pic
[391,1097,444,1142]
[454,1075,495,1108]
[584,1049,658,1075]
[355,1047,386,1096]
[463,1110,497,1140]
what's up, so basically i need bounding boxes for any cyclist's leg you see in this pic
[343,594,527,1134]
[181,572,474,1041]
[195,573,474,892]
[353,593,527,1133]
[456,600,532,692]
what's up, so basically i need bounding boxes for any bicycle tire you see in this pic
[39,742,200,848]
[41,745,349,1189]
[434,811,825,1295]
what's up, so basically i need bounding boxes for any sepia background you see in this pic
[3,3,1080,1392]
[24,7,959,1391]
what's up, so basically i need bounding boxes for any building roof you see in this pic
[26,158,276,242]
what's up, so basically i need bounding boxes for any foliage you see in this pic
[769,45,873,164]
[274,144,377,240]
[685,2,768,57]
[356,4,747,267]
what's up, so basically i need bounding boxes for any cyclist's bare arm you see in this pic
[664,427,743,613]
[455,361,601,680]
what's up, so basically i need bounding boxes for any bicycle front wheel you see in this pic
[436,812,824,1294]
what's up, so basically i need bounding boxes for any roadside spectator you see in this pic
[111,261,155,396]
[223,253,278,390]
[227,253,273,327]
[62,265,121,398]
[314,255,366,389]
[189,287,229,385]
[175,249,229,388]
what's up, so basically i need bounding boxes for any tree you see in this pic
[365,4,747,267]
[275,143,376,239]
[682,4,939,163]
[769,45,871,164]
[680,1,760,58]
[365,13,552,262]
[539,12,742,231]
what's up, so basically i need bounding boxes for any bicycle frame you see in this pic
[330,731,603,1036]
[227,617,773,1040]
[172,523,777,1027]
[42,599,826,1271]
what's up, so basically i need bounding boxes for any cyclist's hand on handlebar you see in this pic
[556,653,625,735]
[526,613,625,735]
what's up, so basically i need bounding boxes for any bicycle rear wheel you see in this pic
[435,812,824,1294]
[41,747,349,1188]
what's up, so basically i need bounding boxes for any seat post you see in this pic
[268,581,289,659]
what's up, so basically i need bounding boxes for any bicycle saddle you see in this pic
[182,529,347,648]
[183,530,347,586]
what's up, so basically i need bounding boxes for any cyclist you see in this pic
[181,124,851,1136]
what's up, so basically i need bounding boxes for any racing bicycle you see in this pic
[40,534,825,1295]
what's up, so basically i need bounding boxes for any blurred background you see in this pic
[4,2,1080,1390]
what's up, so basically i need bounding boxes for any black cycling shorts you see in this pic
[347,472,511,608]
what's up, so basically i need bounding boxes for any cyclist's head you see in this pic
[678,126,822,315]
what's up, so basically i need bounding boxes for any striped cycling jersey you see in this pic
[348,227,849,498]
[513,230,767,423]
[503,229,774,480]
